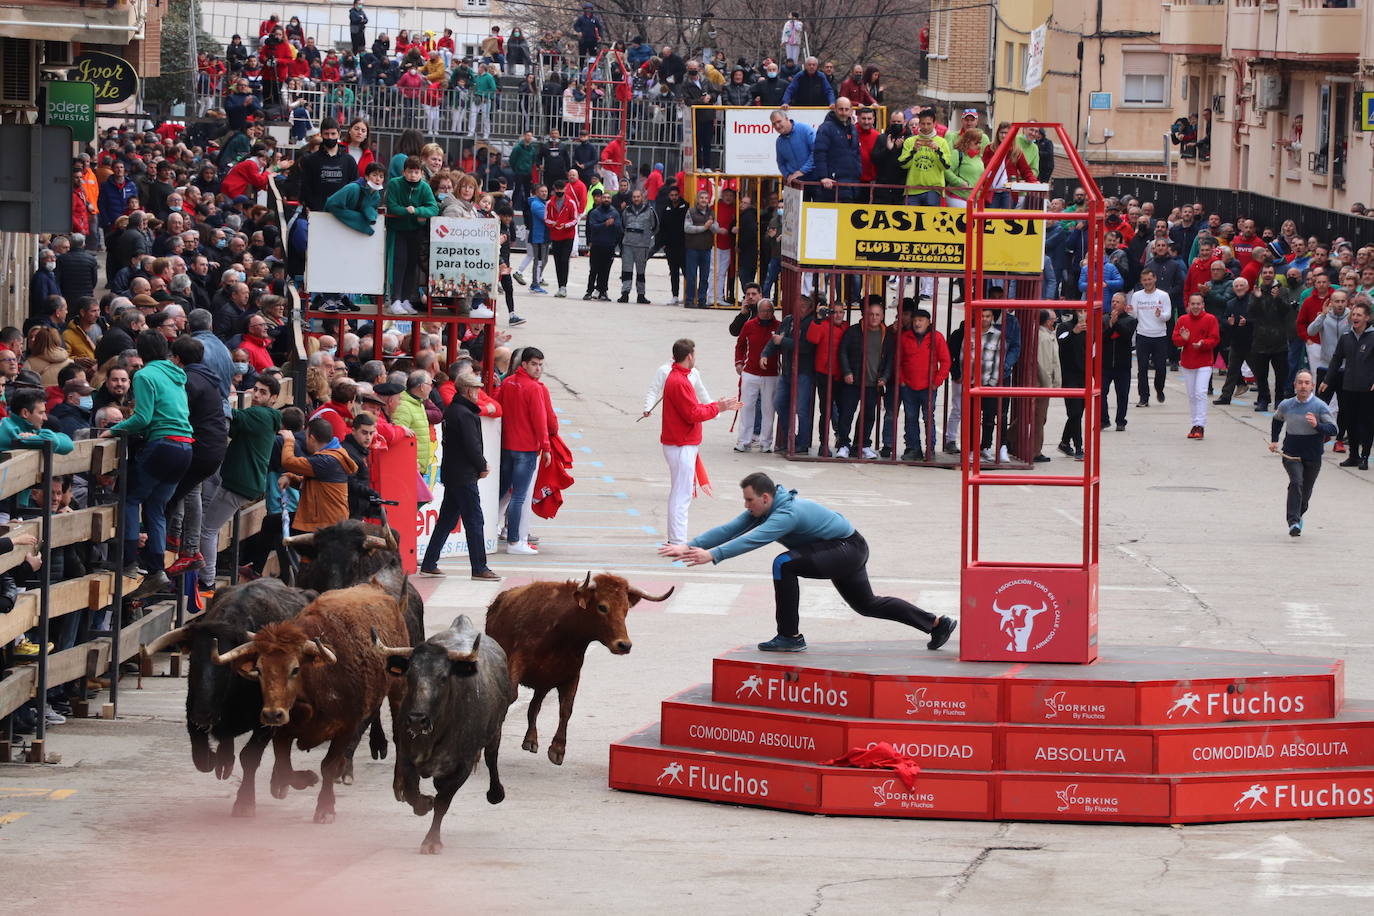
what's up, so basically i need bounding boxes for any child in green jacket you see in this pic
[325,162,386,235]
[385,156,439,313]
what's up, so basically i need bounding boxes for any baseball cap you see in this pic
[962,108,978,117]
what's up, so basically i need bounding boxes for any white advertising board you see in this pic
[721,107,830,176]
[304,210,386,295]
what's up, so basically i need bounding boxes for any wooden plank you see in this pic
[52,439,119,477]
[0,451,41,500]
[215,499,268,544]
[0,666,36,720]
[0,572,117,647]
[47,505,117,550]
[0,520,41,577]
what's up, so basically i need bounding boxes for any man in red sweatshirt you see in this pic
[661,339,740,544]
[1296,271,1333,371]
[495,347,555,553]
[735,298,780,452]
[1172,292,1221,439]
[1184,237,1222,303]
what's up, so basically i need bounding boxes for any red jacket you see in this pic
[240,332,275,372]
[1184,254,1220,302]
[495,367,554,451]
[545,194,579,241]
[735,317,780,377]
[71,190,89,234]
[898,329,951,390]
[1172,311,1221,369]
[1233,234,1260,267]
[1297,290,1330,344]
[661,364,719,446]
[838,77,875,106]
[566,178,587,213]
[221,158,270,200]
[645,170,664,200]
[806,318,847,377]
[309,400,353,441]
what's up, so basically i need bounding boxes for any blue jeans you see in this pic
[991,190,1012,209]
[906,191,942,206]
[792,371,816,451]
[901,387,933,456]
[773,372,792,449]
[124,438,193,573]
[422,480,489,573]
[499,450,538,543]
[684,247,711,307]
[1287,338,1306,393]
[762,257,782,299]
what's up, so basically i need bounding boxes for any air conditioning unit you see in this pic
[42,41,73,67]
[1255,72,1285,111]
[0,38,38,107]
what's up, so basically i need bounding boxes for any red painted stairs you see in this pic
[608,643,1374,824]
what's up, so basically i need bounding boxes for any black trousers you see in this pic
[499,274,515,314]
[1136,335,1169,400]
[1101,363,1131,426]
[664,243,684,297]
[1251,350,1288,406]
[1062,397,1085,450]
[586,245,615,294]
[1220,339,1253,398]
[351,30,365,54]
[1343,389,1374,459]
[1283,454,1321,525]
[550,238,573,288]
[390,227,426,302]
[421,480,488,573]
[772,531,936,637]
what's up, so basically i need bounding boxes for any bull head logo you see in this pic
[992,600,1049,653]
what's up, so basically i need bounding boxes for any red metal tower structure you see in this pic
[960,123,1106,664]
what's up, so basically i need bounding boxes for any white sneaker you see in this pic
[386,300,407,315]
[998,445,1010,463]
[469,306,495,318]
[835,445,851,458]
[757,443,773,453]
[45,708,66,725]
[861,446,879,460]
[506,541,538,555]
[668,297,681,306]
[981,447,997,462]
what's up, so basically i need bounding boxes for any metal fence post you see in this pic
[107,432,130,717]
[33,440,54,758]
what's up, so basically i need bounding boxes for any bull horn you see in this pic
[383,526,399,550]
[211,637,257,666]
[142,624,192,656]
[283,532,316,548]
[445,648,478,663]
[371,627,413,659]
[579,571,592,590]
[307,636,338,664]
[363,535,390,551]
[629,585,676,604]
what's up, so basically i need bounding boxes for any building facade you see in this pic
[1160,0,1373,211]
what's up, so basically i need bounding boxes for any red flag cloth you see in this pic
[532,434,575,519]
[823,742,922,790]
[693,454,712,499]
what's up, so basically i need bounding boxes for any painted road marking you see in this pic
[0,812,29,826]
[664,583,740,615]
[0,788,76,800]
[1282,601,1344,641]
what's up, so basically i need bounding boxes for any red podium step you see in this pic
[608,643,1374,824]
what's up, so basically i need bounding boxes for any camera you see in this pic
[368,492,399,509]
[816,306,831,319]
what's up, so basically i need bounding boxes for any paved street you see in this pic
[4,258,1374,915]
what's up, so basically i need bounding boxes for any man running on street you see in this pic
[659,471,957,652]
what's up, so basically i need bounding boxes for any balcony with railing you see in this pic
[1159,0,1226,54]
[0,0,149,45]
[1230,0,1365,59]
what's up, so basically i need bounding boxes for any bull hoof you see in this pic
[411,794,434,816]
[231,799,256,818]
[548,745,566,766]
[487,784,505,805]
[420,838,443,855]
[313,809,336,824]
[216,760,235,780]
[191,746,214,773]
[371,741,388,761]
[291,771,319,790]
[521,736,539,754]
[270,782,289,800]
[338,760,354,785]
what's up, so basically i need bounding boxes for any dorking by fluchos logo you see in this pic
[1042,690,1107,722]
[871,778,936,809]
[1233,781,1374,811]
[1055,782,1119,814]
[655,760,769,798]
[992,578,1062,653]
[904,686,968,718]
[848,207,1038,237]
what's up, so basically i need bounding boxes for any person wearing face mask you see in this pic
[47,377,95,437]
[30,251,60,312]
[299,116,358,213]
[325,161,386,235]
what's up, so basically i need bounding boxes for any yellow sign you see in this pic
[791,202,1045,274]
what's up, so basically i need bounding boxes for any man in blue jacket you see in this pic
[772,110,815,185]
[812,98,861,202]
[660,472,956,652]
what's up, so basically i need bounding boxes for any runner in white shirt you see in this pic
[1130,267,1172,408]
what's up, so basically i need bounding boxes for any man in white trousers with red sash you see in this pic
[660,338,740,545]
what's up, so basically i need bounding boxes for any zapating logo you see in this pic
[737,675,763,698]
[992,579,1062,653]
[1167,692,1201,719]
[656,762,684,785]
[1234,784,1269,810]
[1055,783,1077,812]
[433,223,451,239]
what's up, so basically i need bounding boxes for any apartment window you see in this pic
[464,0,489,8]
[1122,50,1170,106]
[1017,43,1028,90]
[1003,41,1015,86]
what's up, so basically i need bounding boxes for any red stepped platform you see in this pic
[608,644,1374,824]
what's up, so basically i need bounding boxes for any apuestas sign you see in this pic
[69,51,140,105]
[789,200,1045,274]
[45,80,96,143]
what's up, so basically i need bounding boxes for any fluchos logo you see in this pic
[871,778,936,809]
[1054,782,1120,814]
[1042,690,1107,722]
[1167,692,1201,718]
[1169,688,1306,718]
[736,675,763,698]
[905,686,968,718]
[1237,782,1374,811]
[992,579,1062,653]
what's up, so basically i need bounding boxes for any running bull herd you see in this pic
[141,520,674,854]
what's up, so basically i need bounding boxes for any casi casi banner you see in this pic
[429,217,499,300]
[69,51,139,105]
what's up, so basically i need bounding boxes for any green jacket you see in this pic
[385,176,438,233]
[111,359,192,442]
[221,405,282,499]
[897,133,952,191]
[943,148,986,202]
[0,413,74,454]
[473,72,498,101]
[219,131,252,168]
[325,179,382,235]
[392,390,434,471]
[509,140,537,178]
[584,180,604,213]
[1015,134,1039,176]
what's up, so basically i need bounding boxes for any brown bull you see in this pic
[484,572,673,765]
[213,578,408,823]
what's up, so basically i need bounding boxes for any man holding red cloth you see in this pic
[661,339,740,545]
